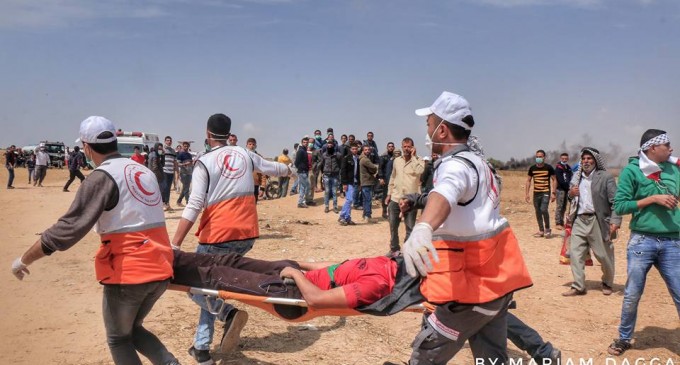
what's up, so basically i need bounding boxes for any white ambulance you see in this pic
[116,131,160,158]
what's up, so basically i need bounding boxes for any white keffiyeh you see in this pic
[638,133,674,179]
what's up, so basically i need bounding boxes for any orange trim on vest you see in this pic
[196,195,259,244]
[95,226,174,284]
[419,227,533,304]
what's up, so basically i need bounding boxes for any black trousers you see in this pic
[63,169,85,190]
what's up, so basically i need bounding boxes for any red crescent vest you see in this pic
[93,158,174,284]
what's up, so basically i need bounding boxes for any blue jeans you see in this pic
[177,174,191,204]
[352,182,362,208]
[6,166,14,187]
[323,175,338,208]
[162,173,174,205]
[192,239,255,351]
[361,186,373,218]
[102,280,177,365]
[340,184,355,221]
[297,172,309,205]
[533,192,551,232]
[618,232,680,341]
[290,177,298,194]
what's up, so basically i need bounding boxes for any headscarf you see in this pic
[638,132,670,181]
[467,135,503,194]
[566,147,605,224]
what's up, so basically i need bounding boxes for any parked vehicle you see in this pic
[116,131,160,158]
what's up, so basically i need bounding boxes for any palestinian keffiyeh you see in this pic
[467,135,503,193]
[638,133,671,181]
[567,147,605,224]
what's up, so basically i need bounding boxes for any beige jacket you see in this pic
[388,155,425,202]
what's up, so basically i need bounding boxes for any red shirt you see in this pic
[131,153,146,165]
[304,256,397,308]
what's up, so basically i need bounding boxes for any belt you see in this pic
[579,213,595,217]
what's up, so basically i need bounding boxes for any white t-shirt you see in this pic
[431,151,507,240]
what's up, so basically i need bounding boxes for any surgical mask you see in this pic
[204,143,211,152]
[425,119,463,153]
[315,135,322,140]
[560,161,568,165]
[535,157,544,164]
[158,149,164,155]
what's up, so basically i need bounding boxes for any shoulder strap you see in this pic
[434,148,480,206]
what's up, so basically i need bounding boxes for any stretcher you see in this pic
[170,284,429,323]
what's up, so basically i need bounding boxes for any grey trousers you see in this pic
[554,189,569,226]
[569,214,615,292]
[388,201,416,252]
[409,294,513,365]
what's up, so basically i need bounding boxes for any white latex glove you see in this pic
[402,222,439,277]
[11,257,30,280]
[171,244,181,251]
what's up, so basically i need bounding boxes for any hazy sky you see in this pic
[1,0,679,164]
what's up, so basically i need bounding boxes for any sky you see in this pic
[1,0,679,165]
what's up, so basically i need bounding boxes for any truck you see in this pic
[116,131,160,158]
[22,141,66,168]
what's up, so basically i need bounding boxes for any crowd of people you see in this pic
[7,90,680,365]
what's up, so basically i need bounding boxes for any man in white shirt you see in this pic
[34,145,50,187]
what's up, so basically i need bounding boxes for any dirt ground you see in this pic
[1,166,678,365]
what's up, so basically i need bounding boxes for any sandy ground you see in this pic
[1,166,678,365]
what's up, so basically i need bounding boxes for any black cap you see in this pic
[207,113,231,137]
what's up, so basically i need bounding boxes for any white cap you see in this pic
[415,91,473,130]
[76,116,117,144]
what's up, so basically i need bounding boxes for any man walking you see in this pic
[295,138,310,208]
[607,129,680,356]
[11,116,178,365]
[526,149,557,238]
[400,91,532,365]
[5,145,16,189]
[563,147,620,297]
[385,137,424,256]
[172,114,292,365]
[63,146,86,192]
[34,145,50,187]
[359,145,378,223]
[161,136,177,211]
[554,153,572,230]
[176,141,193,207]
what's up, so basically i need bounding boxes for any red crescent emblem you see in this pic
[134,171,155,196]
[223,154,239,172]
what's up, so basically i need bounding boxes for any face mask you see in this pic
[158,149,164,155]
[315,135,322,140]
[535,157,544,164]
[560,161,568,165]
[425,120,463,153]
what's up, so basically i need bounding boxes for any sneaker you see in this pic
[549,347,562,363]
[339,218,348,226]
[176,201,185,207]
[562,288,586,297]
[62,188,69,192]
[544,230,552,239]
[297,203,308,208]
[7,186,15,189]
[188,346,214,365]
[306,201,317,206]
[363,217,373,224]
[346,220,357,226]
[324,206,330,213]
[219,309,249,353]
[333,207,339,214]
[602,283,613,296]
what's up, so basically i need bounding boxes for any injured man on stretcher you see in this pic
[171,250,561,362]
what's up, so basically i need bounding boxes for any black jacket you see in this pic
[294,147,309,173]
[340,153,360,185]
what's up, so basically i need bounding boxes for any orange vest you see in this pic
[93,158,174,284]
[419,225,533,304]
[195,146,260,244]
